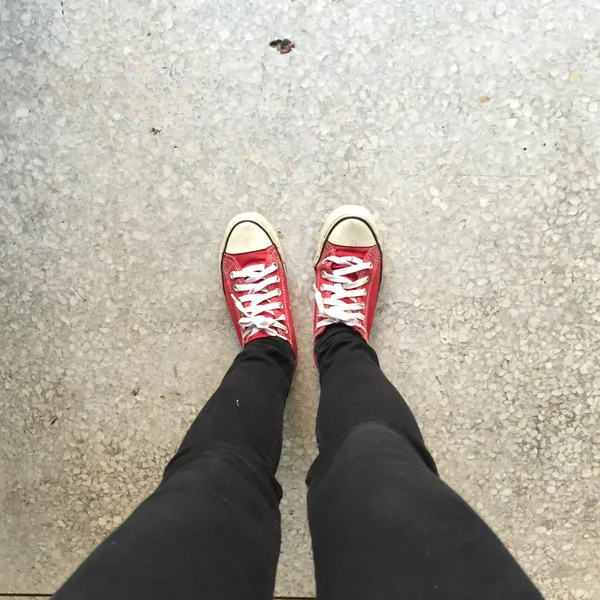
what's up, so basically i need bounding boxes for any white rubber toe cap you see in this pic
[221,212,285,259]
[328,218,377,246]
[319,205,380,251]
[225,221,271,254]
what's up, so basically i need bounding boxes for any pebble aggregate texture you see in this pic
[1,0,599,597]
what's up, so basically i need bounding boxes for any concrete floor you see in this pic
[1,0,599,598]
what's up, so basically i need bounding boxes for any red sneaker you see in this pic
[221,213,297,359]
[314,205,382,345]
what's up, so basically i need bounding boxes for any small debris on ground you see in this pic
[269,38,295,54]
[149,127,162,135]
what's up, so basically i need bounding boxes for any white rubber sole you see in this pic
[315,205,382,267]
[220,212,287,266]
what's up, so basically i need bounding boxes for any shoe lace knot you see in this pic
[314,255,373,334]
[230,262,288,341]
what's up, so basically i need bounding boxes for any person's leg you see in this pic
[307,206,543,600]
[54,213,298,600]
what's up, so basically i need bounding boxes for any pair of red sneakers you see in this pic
[220,206,382,363]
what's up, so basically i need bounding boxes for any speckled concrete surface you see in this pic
[1,0,599,598]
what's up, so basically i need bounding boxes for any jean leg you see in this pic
[54,337,295,600]
[307,326,543,600]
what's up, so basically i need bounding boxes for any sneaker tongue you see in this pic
[227,246,272,269]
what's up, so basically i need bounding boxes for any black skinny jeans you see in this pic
[53,325,543,600]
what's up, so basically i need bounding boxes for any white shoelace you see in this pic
[230,262,288,342]
[314,256,373,334]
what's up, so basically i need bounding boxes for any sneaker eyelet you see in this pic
[229,272,235,279]
[278,302,283,309]
[276,288,282,296]
[368,262,373,269]
[320,284,325,292]
[321,270,327,277]
[275,275,280,283]
[272,262,278,269]
[365,276,370,282]
[233,284,240,292]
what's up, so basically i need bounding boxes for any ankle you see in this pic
[243,335,297,372]
[314,323,372,366]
